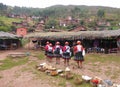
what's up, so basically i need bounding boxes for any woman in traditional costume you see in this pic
[46,43,54,62]
[53,41,62,64]
[73,41,85,68]
[62,42,71,66]
[44,41,50,61]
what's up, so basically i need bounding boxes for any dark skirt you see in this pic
[74,51,84,61]
[47,51,54,58]
[62,52,71,59]
[54,52,61,58]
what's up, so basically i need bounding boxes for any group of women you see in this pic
[44,40,85,68]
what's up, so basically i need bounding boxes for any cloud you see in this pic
[0,0,120,8]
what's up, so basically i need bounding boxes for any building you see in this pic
[16,28,27,37]
[0,31,21,50]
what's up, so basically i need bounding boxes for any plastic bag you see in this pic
[82,49,85,56]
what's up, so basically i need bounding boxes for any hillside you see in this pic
[1,3,120,18]
[0,16,22,26]
[0,16,22,32]
[0,3,120,31]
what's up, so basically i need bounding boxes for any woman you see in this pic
[44,41,50,61]
[62,41,71,66]
[44,41,49,54]
[73,40,85,68]
[46,43,54,62]
[53,41,62,64]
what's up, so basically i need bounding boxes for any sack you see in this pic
[82,49,85,56]
[54,48,60,54]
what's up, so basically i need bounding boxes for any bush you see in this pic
[0,26,10,32]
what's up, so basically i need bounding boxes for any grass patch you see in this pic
[111,75,118,79]
[33,68,93,87]
[28,61,37,67]
[0,16,22,26]
[56,74,92,87]
[31,52,120,86]
[0,50,120,86]
[85,54,120,63]
[0,57,28,70]
[0,75,3,78]
[111,69,120,79]
[105,70,111,77]
[35,51,45,60]
[58,80,66,87]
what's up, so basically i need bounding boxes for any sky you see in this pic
[0,0,120,8]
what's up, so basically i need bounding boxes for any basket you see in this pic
[38,67,47,72]
[50,71,58,76]
[74,77,83,85]
[65,74,74,80]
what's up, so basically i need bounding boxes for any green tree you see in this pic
[0,21,5,26]
[0,26,10,32]
[10,26,16,32]
[87,21,96,28]
[80,20,85,25]
[0,3,8,15]
[45,19,58,29]
[97,9,105,18]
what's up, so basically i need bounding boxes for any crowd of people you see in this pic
[44,40,85,68]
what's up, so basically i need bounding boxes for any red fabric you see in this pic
[45,45,49,51]
[73,46,77,53]
[91,79,99,84]
[73,45,83,53]
[62,46,67,52]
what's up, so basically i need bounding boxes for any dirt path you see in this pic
[0,49,27,60]
[0,64,54,87]
[0,49,120,87]
[0,50,55,87]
